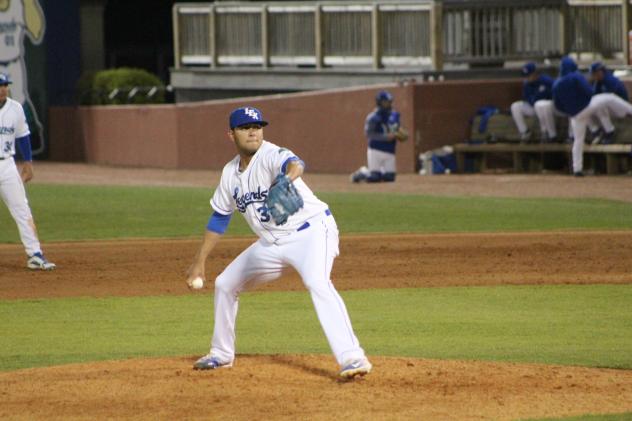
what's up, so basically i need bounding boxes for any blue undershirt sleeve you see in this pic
[15,135,32,161]
[281,156,305,174]
[206,211,232,234]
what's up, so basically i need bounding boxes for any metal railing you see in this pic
[567,0,623,57]
[443,1,565,63]
[173,0,631,71]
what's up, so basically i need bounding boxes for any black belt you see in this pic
[297,209,332,232]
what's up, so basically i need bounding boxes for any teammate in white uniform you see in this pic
[186,106,371,379]
[0,73,55,270]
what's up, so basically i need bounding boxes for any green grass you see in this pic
[2,184,630,420]
[1,285,631,372]
[0,184,631,242]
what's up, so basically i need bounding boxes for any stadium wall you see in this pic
[49,80,528,173]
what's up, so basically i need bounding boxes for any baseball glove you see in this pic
[394,127,409,142]
[265,174,304,225]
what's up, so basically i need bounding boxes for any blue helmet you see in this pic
[590,61,606,74]
[375,90,393,106]
[0,73,12,85]
[521,62,536,77]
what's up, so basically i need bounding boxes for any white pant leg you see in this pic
[570,110,592,173]
[0,159,41,256]
[534,100,556,137]
[281,214,366,366]
[367,148,396,174]
[210,240,285,363]
[583,94,617,133]
[592,92,632,120]
[510,101,536,134]
[566,117,574,139]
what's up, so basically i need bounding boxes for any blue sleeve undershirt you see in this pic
[206,211,232,234]
[281,156,305,174]
[15,135,32,161]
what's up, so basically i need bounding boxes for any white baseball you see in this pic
[190,277,204,290]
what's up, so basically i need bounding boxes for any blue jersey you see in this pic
[594,72,628,101]
[364,108,400,154]
[523,74,553,105]
[553,57,592,117]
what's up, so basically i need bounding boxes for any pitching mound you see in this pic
[1,355,632,421]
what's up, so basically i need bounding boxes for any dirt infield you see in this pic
[1,163,632,420]
[2,355,632,421]
[2,232,632,299]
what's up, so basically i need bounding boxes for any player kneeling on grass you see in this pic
[186,106,372,379]
[0,73,55,271]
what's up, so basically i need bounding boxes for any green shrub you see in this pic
[77,68,166,105]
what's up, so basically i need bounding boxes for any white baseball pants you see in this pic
[534,100,571,139]
[534,99,605,140]
[569,93,632,172]
[511,100,544,135]
[209,212,366,366]
[0,158,41,256]
[367,148,396,174]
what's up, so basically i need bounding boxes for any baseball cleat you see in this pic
[193,354,233,370]
[339,358,372,379]
[27,252,56,271]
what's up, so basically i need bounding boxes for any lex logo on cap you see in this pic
[244,108,259,119]
[230,106,268,128]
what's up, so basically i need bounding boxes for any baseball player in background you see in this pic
[351,90,407,183]
[186,106,372,379]
[510,62,554,143]
[0,73,55,270]
[553,56,632,176]
[588,61,629,144]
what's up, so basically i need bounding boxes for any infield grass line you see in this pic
[0,184,631,242]
[1,284,631,372]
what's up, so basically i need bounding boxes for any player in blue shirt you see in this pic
[351,90,407,183]
[590,62,628,101]
[553,56,632,175]
[510,62,554,142]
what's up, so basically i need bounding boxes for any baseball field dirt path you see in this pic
[1,163,631,420]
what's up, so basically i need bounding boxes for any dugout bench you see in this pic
[453,143,632,175]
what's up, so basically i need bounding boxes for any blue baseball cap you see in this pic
[0,73,12,85]
[229,106,268,129]
[521,62,536,76]
[375,90,393,103]
[590,61,606,73]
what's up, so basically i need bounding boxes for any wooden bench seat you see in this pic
[453,142,632,174]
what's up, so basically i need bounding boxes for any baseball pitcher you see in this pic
[186,106,372,379]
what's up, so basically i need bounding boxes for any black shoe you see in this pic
[589,129,603,145]
[600,131,615,145]
[573,171,584,177]
[519,130,532,144]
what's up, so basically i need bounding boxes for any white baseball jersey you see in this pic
[0,97,40,256]
[0,0,25,62]
[205,139,367,367]
[211,140,329,243]
[0,97,30,158]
